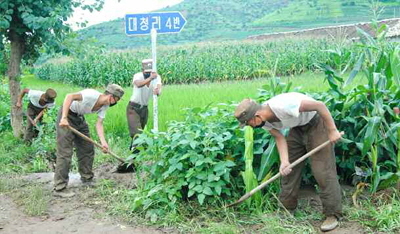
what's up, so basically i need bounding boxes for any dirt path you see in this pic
[0,170,165,234]
[0,194,162,234]
[0,169,367,234]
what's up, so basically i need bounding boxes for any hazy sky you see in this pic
[69,0,183,30]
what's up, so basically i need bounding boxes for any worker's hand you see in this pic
[153,87,160,95]
[16,101,22,108]
[150,72,158,80]
[279,161,292,176]
[101,142,109,153]
[328,129,342,144]
[59,117,70,127]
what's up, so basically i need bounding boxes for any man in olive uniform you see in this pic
[54,84,124,197]
[126,59,162,151]
[16,88,57,142]
[234,92,342,232]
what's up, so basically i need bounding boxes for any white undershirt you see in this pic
[27,90,55,109]
[129,72,162,106]
[70,89,108,119]
[262,92,317,130]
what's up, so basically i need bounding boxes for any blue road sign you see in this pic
[125,12,187,35]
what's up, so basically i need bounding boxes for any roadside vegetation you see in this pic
[1,17,400,234]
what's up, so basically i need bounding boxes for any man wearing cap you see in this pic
[53,84,124,197]
[234,92,342,232]
[16,88,57,142]
[126,59,162,151]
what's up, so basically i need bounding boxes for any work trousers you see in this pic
[126,101,149,138]
[53,107,94,191]
[279,114,342,217]
[24,102,44,142]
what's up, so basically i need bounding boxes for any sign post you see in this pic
[125,12,186,132]
[151,28,158,132]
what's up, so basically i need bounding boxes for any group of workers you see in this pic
[16,58,342,231]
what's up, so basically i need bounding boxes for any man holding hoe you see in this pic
[234,92,342,232]
[16,88,57,142]
[53,84,124,197]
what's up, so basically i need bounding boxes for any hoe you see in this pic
[68,126,135,173]
[227,132,344,207]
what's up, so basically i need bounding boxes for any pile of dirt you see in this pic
[95,163,137,189]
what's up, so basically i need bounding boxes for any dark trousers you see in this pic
[279,114,342,217]
[24,102,44,142]
[53,107,94,191]
[126,101,148,138]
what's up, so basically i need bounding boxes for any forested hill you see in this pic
[77,0,400,49]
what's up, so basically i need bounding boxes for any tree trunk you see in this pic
[7,30,25,138]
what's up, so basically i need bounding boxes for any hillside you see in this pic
[77,0,400,49]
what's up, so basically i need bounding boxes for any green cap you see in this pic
[234,98,261,126]
[106,84,124,98]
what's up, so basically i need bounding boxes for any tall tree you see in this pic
[0,0,104,137]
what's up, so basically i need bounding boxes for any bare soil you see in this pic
[0,166,369,234]
[0,164,166,234]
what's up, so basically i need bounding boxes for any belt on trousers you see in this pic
[129,101,147,109]
[68,110,82,117]
[295,113,319,132]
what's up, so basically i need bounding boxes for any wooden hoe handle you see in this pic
[227,131,345,207]
[67,125,126,163]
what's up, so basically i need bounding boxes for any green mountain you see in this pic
[77,0,400,49]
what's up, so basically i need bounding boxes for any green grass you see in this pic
[23,71,330,134]
[0,177,50,216]
[16,185,51,216]
[254,0,400,30]
[254,0,343,26]
[0,176,24,193]
[4,70,363,173]
[346,189,400,233]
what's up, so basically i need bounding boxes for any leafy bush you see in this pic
[129,106,245,212]
[126,80,287,215]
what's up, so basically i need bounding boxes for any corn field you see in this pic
[35,39,352,87]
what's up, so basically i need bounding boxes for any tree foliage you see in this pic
[0,0,104,61]
[0,0,104,136]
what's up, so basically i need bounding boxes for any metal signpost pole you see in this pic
[151,28,158,132]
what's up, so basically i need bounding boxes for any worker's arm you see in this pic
[16,88,29,108]
[33,108,47,123]
[269,128,292,176]
[299,99,341,143]
[134,72,158,87]
[153,83,162,95]
[59,93,82,127]
[95,117,108,153]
